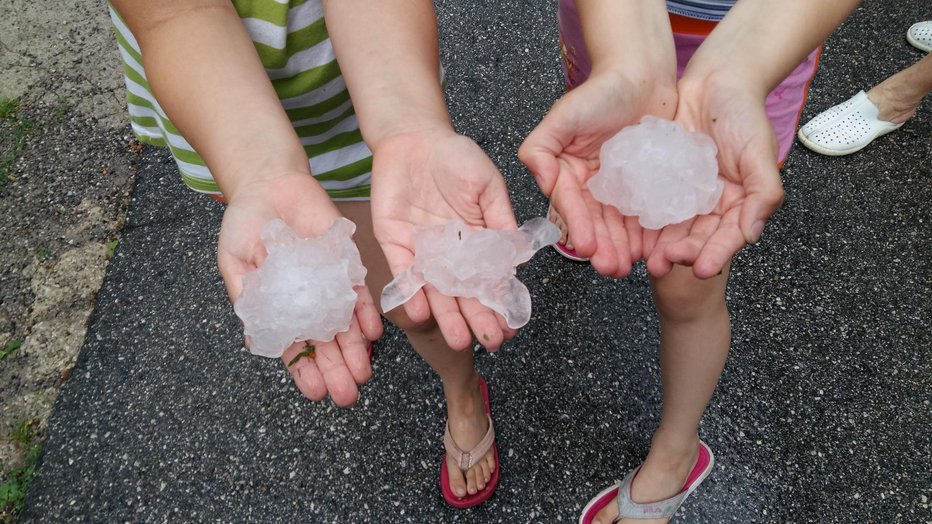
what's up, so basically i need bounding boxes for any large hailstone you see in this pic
[234,218,366,358]
[380,218,560,329]
[588,116,723,229]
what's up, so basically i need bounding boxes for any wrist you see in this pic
[367,116,455,154]
[215,147,313,203]
[364,112,454,152]
[679,60,770,103]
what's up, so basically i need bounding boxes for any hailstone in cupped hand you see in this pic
[587,116,723,229]
[233,218,366,359]
[380,218,560,329]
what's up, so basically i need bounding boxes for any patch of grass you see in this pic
[53,96,70,120]
[32,245,53,262]
[0,104,38,189]
[0,418,42,522]
[0,340,21,362]
[0,98,19,120]
[105,239,119,260]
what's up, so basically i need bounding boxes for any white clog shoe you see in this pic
[797,91,903,156]
[907,21,932,52]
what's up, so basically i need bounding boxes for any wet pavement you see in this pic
[22,1,931,522]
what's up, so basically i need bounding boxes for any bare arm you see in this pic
[322,0,519,351]
[111,0,311,198]
[322,0,451,148]
[684,0,861,96]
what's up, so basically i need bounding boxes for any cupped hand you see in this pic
[370,128,519,352]
[217,172,383,406]
[645,72,785,279]
[518,70,677,277]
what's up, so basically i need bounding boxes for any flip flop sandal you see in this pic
[907,21,932,52]
[797,91,903,156]
[440,376,500,508]
[579,441,714,523]
[548,204,590,262]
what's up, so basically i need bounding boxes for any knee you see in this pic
[652,269,727,323]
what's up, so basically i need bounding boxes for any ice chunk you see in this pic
[587,116,723,229]
[380,218,560,329]
[233,218,366,358]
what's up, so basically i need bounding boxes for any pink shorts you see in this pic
[557,1,821,164]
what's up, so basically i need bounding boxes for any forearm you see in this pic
[322,0,451,149]
[574,0,675,78]
[685,0,860,96]
[112,1,311,200]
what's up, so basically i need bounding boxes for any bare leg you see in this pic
[337,201,495,499]
[593,264,731,524]
[868,52,932,123]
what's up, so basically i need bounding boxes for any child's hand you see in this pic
[218,172,383,407]
[370,129,519,352]
[645,71,785,279]
[519,70,677,277]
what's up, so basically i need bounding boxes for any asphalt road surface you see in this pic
[23,1,931,522]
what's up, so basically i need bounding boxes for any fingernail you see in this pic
[750,221,765,243]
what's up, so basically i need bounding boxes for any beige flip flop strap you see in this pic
[443,414,495,471]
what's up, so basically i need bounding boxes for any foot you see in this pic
[591,435,700,524]
[444,373,496,499]
[867,80,922,125]
[548,204,573,250]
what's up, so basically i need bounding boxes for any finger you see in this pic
[645,221,691,277]
[313,340,360,407]
[335,318,372,386]
[217,253,256,305]
[640,224,661,261]
[664,214,721,268]
[737,147,784,244]
[552,174,597,257]
[424,286,473,351]
[586,199,620,277]
[693,210,747,279]
[602,205,633,278]
[478,175,519,231]
[624,215,644,263]
[519,122,566,197]
[497,313,518,342]
[457,297,504,351]
[282,342,328,402]
[353,285,384,342]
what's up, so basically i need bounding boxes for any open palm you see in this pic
[519,71,677,277]
[645,75,785,279]
[218,172,383,406]
[370,129,519,351]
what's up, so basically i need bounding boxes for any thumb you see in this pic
[737,145,784,244]
[519,118,567,197]
[479,176,519,231]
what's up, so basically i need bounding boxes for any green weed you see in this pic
[0,418,42,522]
[0,98,19,120]
[0,111,38,189]
[105,239,119,260]
[0,340,21,362]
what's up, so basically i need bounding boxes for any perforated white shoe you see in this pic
[907,21,932,52]
[797,91,903,156]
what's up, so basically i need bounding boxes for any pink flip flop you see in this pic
[548,204,590,262]
[579,441,714,523]
[440,376,500,508]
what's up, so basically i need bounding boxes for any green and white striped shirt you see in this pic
[109,0,372,200]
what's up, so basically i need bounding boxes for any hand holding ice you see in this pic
[588,116,723,229]
[380,218,560,329]
[234,218,366,358]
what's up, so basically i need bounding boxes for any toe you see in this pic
[446,456,467,498]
